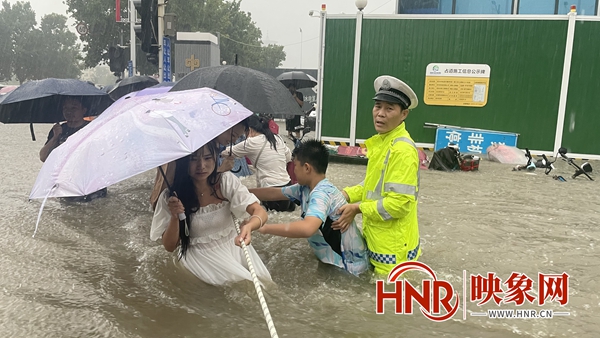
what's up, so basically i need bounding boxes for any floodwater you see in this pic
[1,123,599,338]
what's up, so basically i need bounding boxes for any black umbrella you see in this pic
[108,75,159,101]
[102,83,115,93]
[0,78,114,140]
[0,78,113,124]
[150,81,176,88]
[170,65,303,116]
[276,71,317,89]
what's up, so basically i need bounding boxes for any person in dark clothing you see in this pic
[39,96,107,201]
[39,97,90,162]
[285,83,303,139]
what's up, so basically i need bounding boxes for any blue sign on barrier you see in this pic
[127,60,133,77]
[434,127,518,154]
[163,37,171,82]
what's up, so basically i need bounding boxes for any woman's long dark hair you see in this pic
[171,140,222,258]
[246,115,278,151]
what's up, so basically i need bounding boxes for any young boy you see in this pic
[249,140,369,276]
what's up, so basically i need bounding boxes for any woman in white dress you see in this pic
[150,140,271,286]
[224,115,295,212]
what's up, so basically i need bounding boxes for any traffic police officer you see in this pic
[333,75,421,275]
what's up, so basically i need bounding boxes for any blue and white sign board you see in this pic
[127,60,133,77]
[434,127,518,154]
[163,36,172,82]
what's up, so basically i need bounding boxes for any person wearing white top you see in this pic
[223,115,296,212]
[150,140,271,286]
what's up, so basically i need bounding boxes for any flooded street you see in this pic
[1,123,598,338]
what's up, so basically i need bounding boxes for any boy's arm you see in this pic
[249,187,287,201]
[258,216,322,238]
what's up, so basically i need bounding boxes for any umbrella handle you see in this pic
[229,132,241,173]
[30,123,36,141]
[158,166,186,220]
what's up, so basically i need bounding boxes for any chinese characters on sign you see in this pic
[424,63,491,107]
[375,261,570,322]
[163,37,172,82]
[470,272,569,306]
[434,127,518,154]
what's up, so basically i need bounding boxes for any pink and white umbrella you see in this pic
[30,87,253,200]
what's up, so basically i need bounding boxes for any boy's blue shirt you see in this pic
[281,179,369,276]
[282,178,345,224]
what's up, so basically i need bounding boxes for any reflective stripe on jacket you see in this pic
[344,122,421,275]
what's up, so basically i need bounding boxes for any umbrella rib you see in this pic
[156,114,193,153]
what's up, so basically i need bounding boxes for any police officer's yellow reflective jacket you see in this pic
[344,122,420,275]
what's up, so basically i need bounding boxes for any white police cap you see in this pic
[373,75,418,110]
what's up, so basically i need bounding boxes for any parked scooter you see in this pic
[289,125,311,150]
[541,147,593,181]
[512,148,537,171]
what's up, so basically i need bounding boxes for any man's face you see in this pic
[62,99,86,123]
[288,85,296,94]
[372,100,408,134]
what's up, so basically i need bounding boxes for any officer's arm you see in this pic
[359,147,418,221]
[343,182,365,203]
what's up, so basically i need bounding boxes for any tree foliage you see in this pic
[80,64,118,86]
[64,0,286,76]
[0,1,81,84]
[37,14,82,79]
[168,0,285,68]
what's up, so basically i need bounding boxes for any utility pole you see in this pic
[129,0,136,75]
[158,0,165,82]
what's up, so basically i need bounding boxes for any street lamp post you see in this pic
[349,0,367,146]
[309,5,327,141]
[128,0,136,75]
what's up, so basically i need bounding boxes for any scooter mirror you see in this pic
[558,147,568,156]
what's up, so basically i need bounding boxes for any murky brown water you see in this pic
[1,123,598,338]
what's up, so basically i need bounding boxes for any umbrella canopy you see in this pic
[102,84,115,93]
[150,81,176,88]
[30,87,254,199]
[170,65,303,116]
[131,85,172,97]
[276,71,317,89]
[108,76,159,101]
[0,78,113,124]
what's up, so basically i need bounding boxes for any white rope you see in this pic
[32,184,58,238]
[233,218,279,338]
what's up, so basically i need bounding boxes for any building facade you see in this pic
[396,0,597,15]
[318,8,600,158]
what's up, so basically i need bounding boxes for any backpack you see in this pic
[429,147,461,171]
